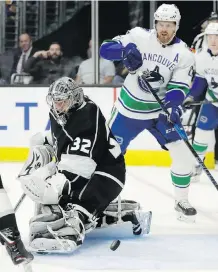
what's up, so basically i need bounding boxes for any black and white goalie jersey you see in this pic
[49,97,125,190]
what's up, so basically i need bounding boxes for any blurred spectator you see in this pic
[76,39,115,84]
[5,0,16,20]
[112,61,128,85]
[0,68,6,85]
[11,33,37,75]
[24,42,75,84]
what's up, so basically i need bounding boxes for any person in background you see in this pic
[112,61,129,85]
[10,33,37,76]
[24,42,74,84]
[5,0,16,20]
[75,39,115,84]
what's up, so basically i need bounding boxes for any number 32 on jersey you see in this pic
[69,137,91,154]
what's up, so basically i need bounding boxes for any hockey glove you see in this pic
[121,43,142,74]
[159,101,183,126]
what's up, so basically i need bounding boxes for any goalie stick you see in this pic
[137,71,218,191]
[14,193,26,213]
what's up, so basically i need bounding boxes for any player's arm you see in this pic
[100,27,145,73]
[160,49,195,124]
[186,57,208,100]
[166,49,195,108]
[183,52,208,105]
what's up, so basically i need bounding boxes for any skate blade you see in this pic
[176,211,196,223]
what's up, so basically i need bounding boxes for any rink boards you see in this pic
[0,86,215,168]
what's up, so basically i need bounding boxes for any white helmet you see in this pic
[154,4,181,31]
[205,22,218,35]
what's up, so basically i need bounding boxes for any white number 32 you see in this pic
[70,137,91,154]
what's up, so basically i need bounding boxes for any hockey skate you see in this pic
[0,227,33,265]
[175,200,197,222]
[122,209,152,235]
[100,199,152,235]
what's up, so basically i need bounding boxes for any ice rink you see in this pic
[1,163,218,272]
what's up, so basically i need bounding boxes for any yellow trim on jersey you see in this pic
[0,147,214,169]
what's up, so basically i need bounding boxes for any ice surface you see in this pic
[1,163,218,271]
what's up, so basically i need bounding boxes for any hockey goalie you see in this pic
[17,77,152,254]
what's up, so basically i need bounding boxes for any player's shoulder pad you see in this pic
[175,40,195,66]
[126,26,151,38]
[71,100,101,135]
[82,98,103,122]
[195,48,209,62]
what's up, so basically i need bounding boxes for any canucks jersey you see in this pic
[191,49,218,105]
[101,27,195,120]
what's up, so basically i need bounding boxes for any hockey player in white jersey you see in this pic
[0,175,33,265]
[184,22,218,181]
[191,11,218,52]
[100,4,196,221]
[17,77,152,255]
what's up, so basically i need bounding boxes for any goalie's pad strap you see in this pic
[106,200,140,212]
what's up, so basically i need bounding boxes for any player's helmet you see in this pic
[47,77,84,124]
[205,22,218,35]
[154,4,181,31]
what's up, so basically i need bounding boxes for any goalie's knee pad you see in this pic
[18,144,55,178]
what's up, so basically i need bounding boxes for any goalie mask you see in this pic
[47,77,84,125]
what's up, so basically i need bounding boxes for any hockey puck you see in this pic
[110,240,121,251]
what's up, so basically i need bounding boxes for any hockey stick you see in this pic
[137,71,218,190]
[14,193,26,213]
[184,99,218,108]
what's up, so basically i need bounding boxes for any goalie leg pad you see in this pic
[29,204,89,254]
